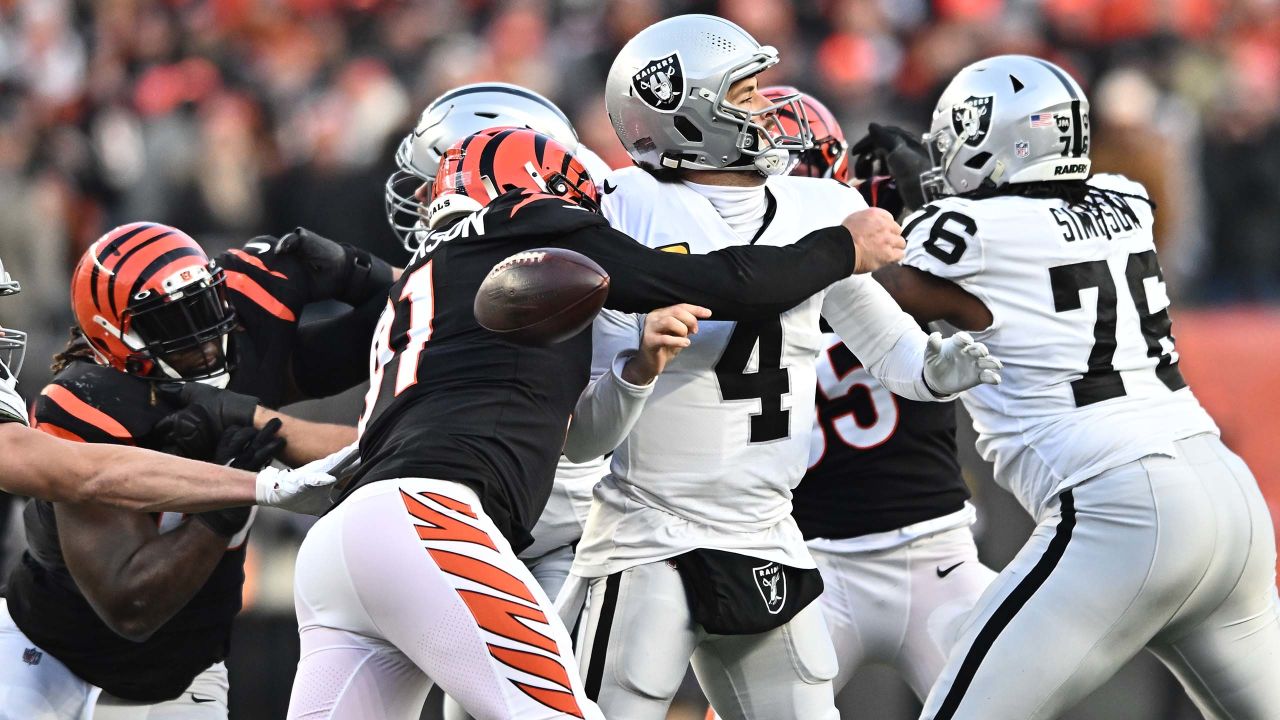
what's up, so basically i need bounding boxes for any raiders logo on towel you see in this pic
[952,95,994,147]
[753,562,787,615]
[632,53,685,113]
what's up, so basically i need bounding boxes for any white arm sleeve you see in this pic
[820,274,939,402]
[563,309,652,462]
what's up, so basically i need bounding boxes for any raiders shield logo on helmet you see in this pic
[632,53,685,113]
[753,562,787,615]
[951,95,994,147]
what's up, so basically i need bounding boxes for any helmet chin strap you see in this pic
[753,148,792,176]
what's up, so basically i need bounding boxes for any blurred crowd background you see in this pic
[1,0,1279,718]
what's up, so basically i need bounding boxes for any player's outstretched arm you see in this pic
[558,222,860,319]
[0,422,340,513]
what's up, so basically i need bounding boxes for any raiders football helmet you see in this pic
[0,255,26,423]
[71,223,237,385]
[921,55,1091,200]
[605,14,812,176]
[424,128,599,230]
[386,83,593,252]
[761,86,849,183]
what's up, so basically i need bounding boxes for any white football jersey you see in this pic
[571,167,931,577]
[0,379,24,425]
[902,174,1217,517]
[518,455,607,561]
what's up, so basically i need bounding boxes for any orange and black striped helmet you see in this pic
[761,87,849,184]
[71,222,237,381]
[425,127,599,228]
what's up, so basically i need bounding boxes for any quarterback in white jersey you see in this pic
[561,15,1001,720]
[863,55,1280,719]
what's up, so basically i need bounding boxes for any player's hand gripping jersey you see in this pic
[569,168,945,576]
[346,188,858,552]
[902,174,1217,516]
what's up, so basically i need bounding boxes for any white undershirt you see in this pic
[680,180,767,241]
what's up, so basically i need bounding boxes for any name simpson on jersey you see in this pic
[1050,193,1143,244]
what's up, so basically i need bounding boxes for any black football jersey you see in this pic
[791,329,969,540]
[6,248,311,702]
[347,189,856,552]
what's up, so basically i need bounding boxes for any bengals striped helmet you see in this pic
[71,223,237,383]
[424,127,599,229]
[761,86,849,183]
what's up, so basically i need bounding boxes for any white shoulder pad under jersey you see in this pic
[576,171,880,575]
[902,175,1216,515]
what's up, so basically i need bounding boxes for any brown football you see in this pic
[474,247,610,345]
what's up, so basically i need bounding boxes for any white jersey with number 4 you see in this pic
[902,174,1217,517]
[569,167,938,578]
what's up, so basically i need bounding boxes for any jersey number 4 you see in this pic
[1049,250,1185,407]
[714,318,790,443]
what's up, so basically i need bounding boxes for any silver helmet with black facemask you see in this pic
[0,255,27,424]
[385,83,585,252]
[920,55,1092,201]
[604,14,813,176]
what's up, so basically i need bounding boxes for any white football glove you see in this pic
[254,443,359,515]
[923,331,1002,396]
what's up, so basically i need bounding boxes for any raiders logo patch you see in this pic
[753,562,787,615]
[657,242,690,254]
[951,95,994,147]
[632,53,685,113]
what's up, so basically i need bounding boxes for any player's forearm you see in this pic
[824,276,938,402]
[254,407,357,467]
[81,443,257,513]
[862,331,937,402]
[0,424,250,509]
[565,352,653,462]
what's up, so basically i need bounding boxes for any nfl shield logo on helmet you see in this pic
[22,647,42,665]
[753,562,787,615]
[1015,139,1030,158]
[952,95,994,147]
[631,53,685,113]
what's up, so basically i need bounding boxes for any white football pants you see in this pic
[812,525,996,699]
[0,600,228,720]
[288,478,602,720]
[920,433,1280,719]
[575,559,839,720]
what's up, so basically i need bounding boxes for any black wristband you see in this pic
[339,245,394,306]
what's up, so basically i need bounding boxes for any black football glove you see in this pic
[848,123,932,214]
[274,227,394,306]
[194,419,285,538]
[155,384,260,461]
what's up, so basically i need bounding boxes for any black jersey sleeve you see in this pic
[555,223,855,319]
[290,291,387,399]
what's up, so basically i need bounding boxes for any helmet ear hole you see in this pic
[964,152,993,169]
[673,116,703,143]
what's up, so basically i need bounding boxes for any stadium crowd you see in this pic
[1,0,1278,718]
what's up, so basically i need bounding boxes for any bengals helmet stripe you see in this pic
[102,229,178,311]
[90,223,171,313]
[106,238,192,316]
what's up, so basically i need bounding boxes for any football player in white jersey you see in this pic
[560,15,1002,720]
[0,255,341,513]
[859,55,1280,719]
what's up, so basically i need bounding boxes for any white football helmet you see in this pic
[385,83,583,252]
[604,14,812,176]
[920,55,1091,200]
[0,255,27,424]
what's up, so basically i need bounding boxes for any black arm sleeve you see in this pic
[290,294,385,399]
[555,224,855,319]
